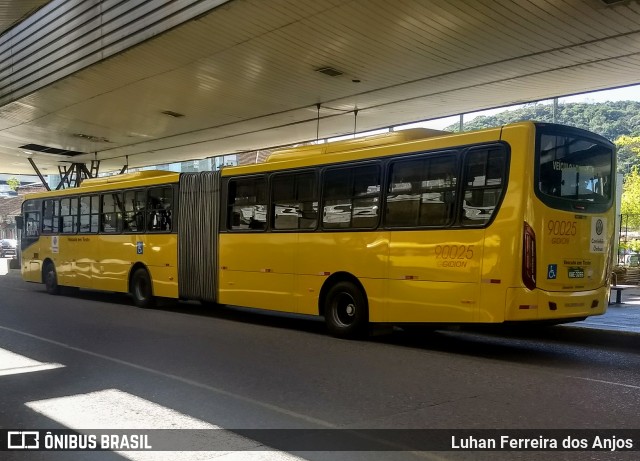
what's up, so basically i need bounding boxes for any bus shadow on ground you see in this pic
[378,323,640,365]
[45,287,639,363]
[49,286,328,336]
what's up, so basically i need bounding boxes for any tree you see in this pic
[448,100,640,141]
[621,167,640,229]
[615,135,640,174]
[6,176,20,191]
[444,100,640,173]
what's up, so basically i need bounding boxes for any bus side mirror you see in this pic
[15,216,23,230]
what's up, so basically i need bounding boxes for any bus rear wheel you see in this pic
[324,281,368,339]
[131,267,155,308]
[43,262,60,295]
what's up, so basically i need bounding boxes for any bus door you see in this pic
[74,195,100,288]
[96,192,129,292]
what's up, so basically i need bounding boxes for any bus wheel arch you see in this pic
[129,263,155,308]
[319,273,369,339]
[42,259,61,295]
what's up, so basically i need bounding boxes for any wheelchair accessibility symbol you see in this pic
[547,264,557,279]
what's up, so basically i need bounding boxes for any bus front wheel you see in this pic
[130,267,155,308]
[324,281,368,339]
[43,262,60,295]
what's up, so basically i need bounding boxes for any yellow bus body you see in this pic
[20,122,615,333]
[21,171,180,299]
[217,122,613,324]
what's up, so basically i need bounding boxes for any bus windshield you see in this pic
[536,127,614,212]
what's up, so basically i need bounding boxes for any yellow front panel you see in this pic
[21,239,43,283]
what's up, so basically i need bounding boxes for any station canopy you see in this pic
[1,0,640,175]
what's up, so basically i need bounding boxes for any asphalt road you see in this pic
[0,270,639,461]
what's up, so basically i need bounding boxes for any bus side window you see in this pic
[42,199,60,233]
[24,212,40,238]
[228,177,267,231]
[461,147,507,226]
[124,190,145,232]
[271,172,317,230]
[101,193,123,233]
[147,187,173,232]
[386,154,457,228]
[60,197,79,234]
[79,195,99,234]
[322,165,380,230]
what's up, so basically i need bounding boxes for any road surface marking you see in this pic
[0,347,63,376]
[27,389,305,461]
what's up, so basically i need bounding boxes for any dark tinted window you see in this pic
[147,187,173,232]
[272,172,317,230]
[386,154,457,227]
[79,195,99,234]
[228,177,267,231]
[60,197,79,234]
[101,193,123,233]
[538,132,613,208]
[24,212,40,238]
[124,190,146,233]
[322,165,380,229]
[461,147,507,226]
[42,199,60,233]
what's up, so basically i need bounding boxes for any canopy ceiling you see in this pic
[1,0,640,175]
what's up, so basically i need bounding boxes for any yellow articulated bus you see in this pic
[20,121,615,338]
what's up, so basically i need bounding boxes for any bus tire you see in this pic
[324,281,368,339]
[43,261,61,295]
[130,267,155,308]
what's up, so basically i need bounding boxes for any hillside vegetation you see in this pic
[449,101,640,173]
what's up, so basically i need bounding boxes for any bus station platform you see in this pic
[569,285,640,334]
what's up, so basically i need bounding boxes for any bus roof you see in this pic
[223,123,512,176]
[266,128,447,163]
[23,170,180,199]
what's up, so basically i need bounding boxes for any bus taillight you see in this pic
[522,222,536,290]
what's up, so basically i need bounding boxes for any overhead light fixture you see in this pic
[73,133,110,143]
[162,110,185,118]
[315,66,343,77]
[20,144,85,157]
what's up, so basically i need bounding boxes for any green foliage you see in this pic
[6,177,20,191]
[450,101,640,141]
[621,167,640,228]
[615,135,640,173]
[448,100,640,173]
